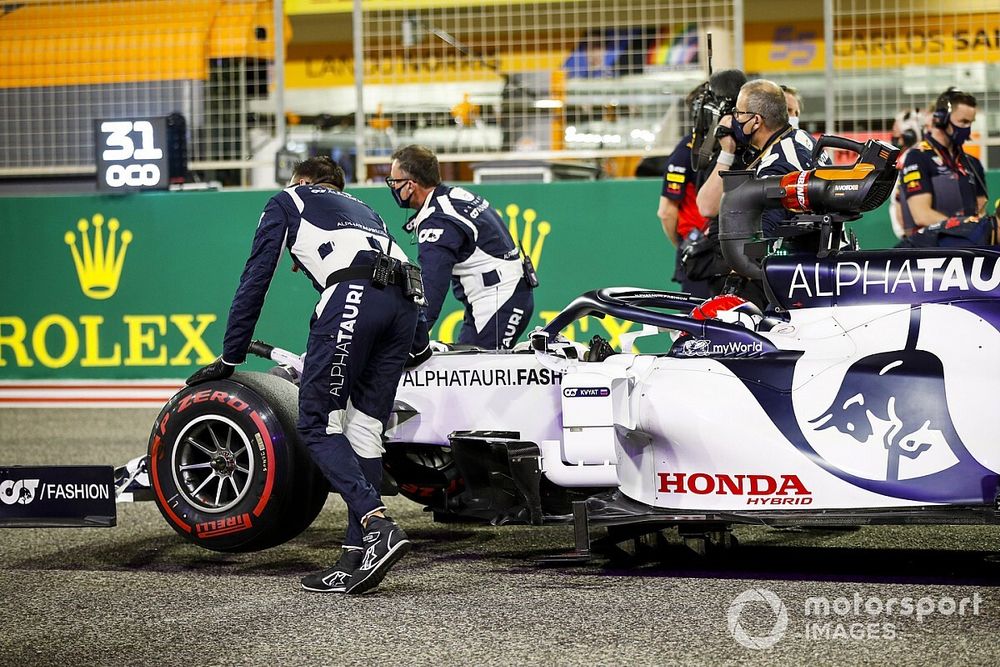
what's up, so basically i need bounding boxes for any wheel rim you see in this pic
[171,414,256,514]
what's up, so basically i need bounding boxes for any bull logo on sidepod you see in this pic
[809,347,952,482]
[720,305,997,504]
[800,306,994,501]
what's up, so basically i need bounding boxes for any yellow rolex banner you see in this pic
[0,191,271,379]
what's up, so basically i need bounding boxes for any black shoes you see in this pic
[346,516,411,595]
[300,548,362,593]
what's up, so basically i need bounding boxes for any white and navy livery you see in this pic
[382,257,1000,533]
[221,184,420,552]
[141,137,1000,558]
[404,184,534,348]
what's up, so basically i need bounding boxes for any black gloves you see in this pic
[186,357,236,386]
[584,335,616,362]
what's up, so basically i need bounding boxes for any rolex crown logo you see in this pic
[503,204,551,270]
[65,213,132,300]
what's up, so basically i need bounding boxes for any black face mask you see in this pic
[390,180,413,209]
[731,117,757,148]
[729,112,760,148]
[948,121,972,148]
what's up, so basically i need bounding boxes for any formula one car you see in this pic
[123,136,1000,555]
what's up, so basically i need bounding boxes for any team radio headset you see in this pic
[931,87,960,131]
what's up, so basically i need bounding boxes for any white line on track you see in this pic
[0,381,183,408]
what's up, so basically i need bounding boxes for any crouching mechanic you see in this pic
[387,144,535,349]
[187,156,428,595]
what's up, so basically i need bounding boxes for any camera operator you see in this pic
[675,69,747,296]
[696,79,819,306]
[656,84,712,297]
[898,88,987,238]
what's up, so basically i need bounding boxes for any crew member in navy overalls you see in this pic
[899,88,987,237]
[188,157,428,595]
[387,144,535,349]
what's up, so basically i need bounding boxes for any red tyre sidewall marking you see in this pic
[151,389,277,534]
[250,410,275,518]
[150,434,192,533]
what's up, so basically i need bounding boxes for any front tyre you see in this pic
[148,372,328,552]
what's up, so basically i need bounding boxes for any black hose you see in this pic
[718,171,786,280]
[247,340,274,359]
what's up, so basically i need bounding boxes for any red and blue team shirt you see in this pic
[661,133,708,238]
[900,139,985,199]
[899,138,986,236]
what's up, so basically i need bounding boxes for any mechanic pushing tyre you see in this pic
[148,371,329,552]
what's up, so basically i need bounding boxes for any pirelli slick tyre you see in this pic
[148,372,328,552]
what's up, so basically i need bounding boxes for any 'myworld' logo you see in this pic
[64,213,132,300]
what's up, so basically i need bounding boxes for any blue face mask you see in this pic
[730,114,758,147]
[388,179,413,208]
[949,121,971,148]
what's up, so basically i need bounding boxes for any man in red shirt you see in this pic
[657,132,711,297]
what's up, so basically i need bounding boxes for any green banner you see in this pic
[0,175,995,379]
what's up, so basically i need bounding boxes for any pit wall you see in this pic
[1,175,997,379]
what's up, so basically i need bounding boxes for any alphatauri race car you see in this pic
[44,136,1000,557]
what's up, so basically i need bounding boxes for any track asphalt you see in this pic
[1,408,998,666]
